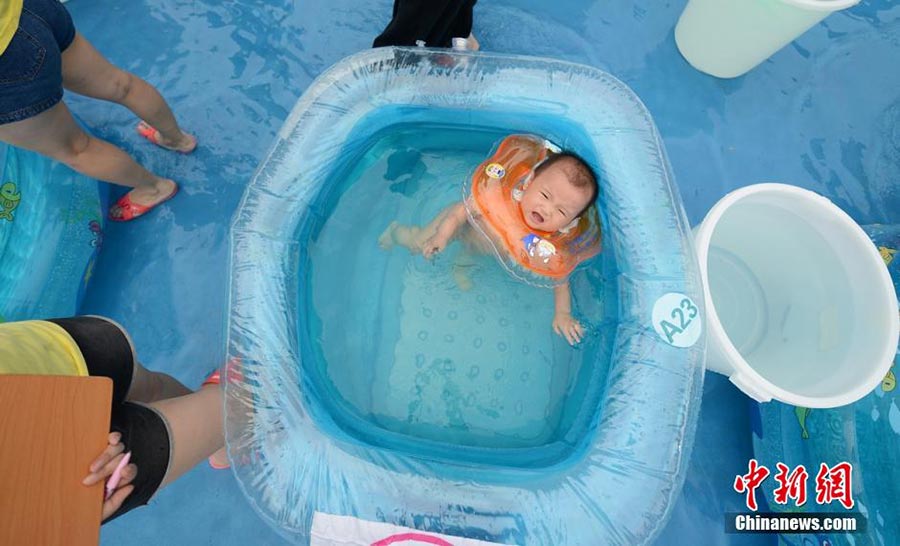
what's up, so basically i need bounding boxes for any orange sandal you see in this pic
[136,121,197,154]
[202,369,222,387]
[108,183,179,222]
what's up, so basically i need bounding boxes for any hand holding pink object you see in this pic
[105,451,131,500]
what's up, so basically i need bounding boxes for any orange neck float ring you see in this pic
[464,134,602,287]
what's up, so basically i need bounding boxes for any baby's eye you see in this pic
[541,192,548,199]
[559,209,567,216]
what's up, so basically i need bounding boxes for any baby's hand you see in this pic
[553,312,584,346]
[423,234,449,259]
[83,432,137,521]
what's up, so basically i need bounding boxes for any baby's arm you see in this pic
[552,282,584,346]
[423,202,468,259]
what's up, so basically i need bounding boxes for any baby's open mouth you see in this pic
[531,211,544,224]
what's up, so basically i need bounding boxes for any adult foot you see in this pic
[125,178,178,208]
[137,121,197,154]
[108,179,178,222]
[467,33,480,51]
[208,447,229,470]
[378,221,398,249]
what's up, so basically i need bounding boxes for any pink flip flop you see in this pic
[108,183,179,222]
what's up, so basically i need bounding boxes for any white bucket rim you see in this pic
[778,0,862,12]
[695,183,900,408]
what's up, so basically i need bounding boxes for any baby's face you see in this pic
[520,163,592,232]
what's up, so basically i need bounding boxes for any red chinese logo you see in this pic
[773,463,809,506]
[734,460,854,511]
[734,459,770,511]
[815,462,854,509]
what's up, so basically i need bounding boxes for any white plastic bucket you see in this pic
[694,184,899,408]
[674,0,861,78]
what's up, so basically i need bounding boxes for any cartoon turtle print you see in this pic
[0,182,21,222]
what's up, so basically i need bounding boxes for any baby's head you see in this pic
[520,152,598,233]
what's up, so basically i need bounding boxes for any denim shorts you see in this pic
[0,0,75,125]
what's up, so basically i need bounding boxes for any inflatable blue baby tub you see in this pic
[0,144,105,321]
[225,47,706,545]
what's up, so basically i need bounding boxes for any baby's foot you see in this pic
[378,222,398,250]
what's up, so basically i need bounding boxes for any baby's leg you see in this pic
[379,222,421,251]
[451,224,487,290]
[452,249,477,291]
[459,222,494,256]
[378,206,454,253]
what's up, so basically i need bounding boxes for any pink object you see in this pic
[371,533,455,546]
[105,451,131,500]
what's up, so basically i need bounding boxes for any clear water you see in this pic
[707,203,854,397]
[302,119,614,464]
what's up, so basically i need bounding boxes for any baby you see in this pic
[380,143,599,346]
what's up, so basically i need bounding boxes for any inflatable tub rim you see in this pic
[224,46,706,545]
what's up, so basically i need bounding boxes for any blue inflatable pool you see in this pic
[225,48,705,545]
[0,144,104,321]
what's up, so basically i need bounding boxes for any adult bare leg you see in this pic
[61,33,195,152]
[148,385,224,487]
[0,101,177,211]
[127,362,192,403]
[378,205,454,252]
